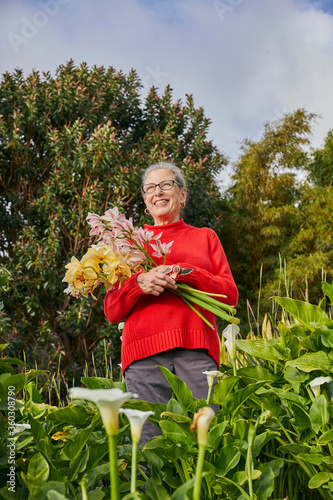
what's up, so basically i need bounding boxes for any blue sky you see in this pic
[1,0,333,186]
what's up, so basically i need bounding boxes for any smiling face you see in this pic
[143,168,187,226]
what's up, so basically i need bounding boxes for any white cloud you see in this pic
[1,0,333,184]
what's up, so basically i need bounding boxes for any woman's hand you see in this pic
[136,266,178,296]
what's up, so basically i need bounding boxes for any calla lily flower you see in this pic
[203,370,223,405]
[202,370,223,388]
[120,408,154,444]
[119,408,154,493]
[222,323,240,376]
[191,406,216,500]
[68,387,137,436]
[191,406,215,447]
[310,376,331,397]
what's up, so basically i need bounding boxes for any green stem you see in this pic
[193,444,206,500]
[177,283,235,312]
[173,291,214,329]
[232,358,237,377]
[131,440,138,493]
[207,385,212,406]
[176,289,240,323]
[108,433,120,500]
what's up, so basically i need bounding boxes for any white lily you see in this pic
[118,322,125,332]
[120,408,154,444]
[222,323,240,376]
[202,370,223,404]
[120,408,154,493]
[69,387,137,500]
[191,407,216,500]
[310,376,331,398]
[69,387,137,436]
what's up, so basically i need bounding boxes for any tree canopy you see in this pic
[0,61,227,377]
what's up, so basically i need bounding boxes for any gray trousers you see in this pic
[124,347,218,445]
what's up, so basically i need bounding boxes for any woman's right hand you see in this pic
[136,266,178,296]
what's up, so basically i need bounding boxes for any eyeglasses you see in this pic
[141,179,182,194]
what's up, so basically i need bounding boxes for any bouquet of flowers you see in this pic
[63,207,239,328]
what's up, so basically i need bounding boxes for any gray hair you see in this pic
[141,161,187,190]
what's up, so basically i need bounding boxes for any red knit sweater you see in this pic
[104,220,238,374]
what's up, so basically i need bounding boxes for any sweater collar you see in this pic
[144,219,185,232]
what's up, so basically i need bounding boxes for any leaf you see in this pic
[235,340,286,365]
[298,453,325,465]
[309,395,329,433]
[323,282,333,305]
[210,376,239,405]
[274,297,332,330]
[157,366,196,414]
[46,403,95,425]
[215,446,241,476]
[284,366,308,393]
[169,477,195,499]
[220,381,267,417]
[286,351,332,373]
[254,466,275,500]
[317,429,333,445]
[237,366,278,382]
[308,472,331,489]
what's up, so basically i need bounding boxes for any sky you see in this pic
[1,0,333,187]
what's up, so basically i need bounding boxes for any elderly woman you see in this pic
[104,161,238,443]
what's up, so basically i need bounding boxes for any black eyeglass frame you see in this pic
[141,179,182,194]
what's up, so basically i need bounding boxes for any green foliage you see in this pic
[0,61,227,382]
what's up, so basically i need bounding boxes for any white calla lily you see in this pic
[119,408,154,493]
[120,408,154,444]
[310,376,331,397]
[202,370,223,405]
[222,323,240,376]
[191,406,216,500]
[69,387,137,436]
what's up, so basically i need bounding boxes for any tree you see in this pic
[307,129,333,186]
[222,109,316,317]
[0,61,227,381]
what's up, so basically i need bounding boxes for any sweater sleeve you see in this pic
[104,272,146,324]
[177,229,238,306]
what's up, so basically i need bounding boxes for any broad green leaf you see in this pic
[270,388,310,406]
[284,366,308,393]
[298,453,325,465]
[166,398,184,415]
[85,462,110,489]
[160,411,191,424]
[157,366,196,414]
[286,351,332,373]
[274,297,332,330]
[210,376,239,405]
[61,415,99,460]
[317,429,333,445]
[320,327,333,348]
[146,478,171,500]
[81,376,126,391]
[292,405,311,432]
[323,282,333,305]
[67,446,89,481]
[309,395,329,433]
[159,420,194,448]
[0,370,45,403]
[170,477,195,500]
[237,366,278,382]
[21,452,49,498]
[215,446,241,476]
[308,472,331,489]
[46,492,70,500]
[220,381,267,417]
[37,482,66,499]
[235,340,286,365]
[278,444,310,454]
[207,421,228,450]
[254,466,275,500]
[46,403,95,425]
[253,431,280,457]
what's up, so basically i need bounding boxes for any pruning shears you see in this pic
[163,264,193,281]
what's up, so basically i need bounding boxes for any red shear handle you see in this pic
[164,264,181,281]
